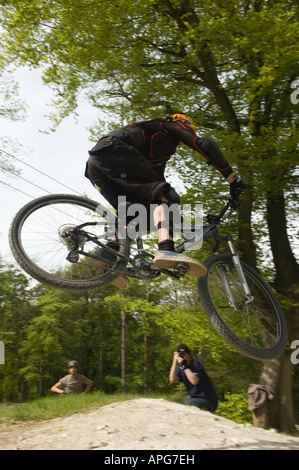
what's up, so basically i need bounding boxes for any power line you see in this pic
[10,153,82,195]
[0,179,34,198]
[0,165,53,195]
[0,145,83,195]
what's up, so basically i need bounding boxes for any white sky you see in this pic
[0,67,107,264]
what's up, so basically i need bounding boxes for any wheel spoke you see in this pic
[197,254,287,360]
[10,195,129,290]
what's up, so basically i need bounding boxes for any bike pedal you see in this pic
[176,263,189,274]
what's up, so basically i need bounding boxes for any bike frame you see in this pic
[176,198,254,307]
[76,197,254,305]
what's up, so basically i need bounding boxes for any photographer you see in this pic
[169,344,218,412]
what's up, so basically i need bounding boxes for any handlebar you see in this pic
[206,197,239,225]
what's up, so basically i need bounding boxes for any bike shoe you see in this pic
[90,249,130,289]
[94,245,118,265]
[153,251,207,277]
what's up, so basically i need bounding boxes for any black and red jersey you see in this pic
[90,118,232,179]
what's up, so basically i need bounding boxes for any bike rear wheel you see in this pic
[197,254,288,360]
[9,194,130,291]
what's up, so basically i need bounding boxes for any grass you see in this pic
[0,391,141,423]
[0,392,179,423]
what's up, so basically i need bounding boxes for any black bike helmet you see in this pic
[67,360,79,368]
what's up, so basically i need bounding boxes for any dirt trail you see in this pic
[1,398,299,450]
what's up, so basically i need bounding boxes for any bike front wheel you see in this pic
[9,194,130,291]
[197,254,288,360]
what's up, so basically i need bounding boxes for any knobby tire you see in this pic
[197,254,288,360]
[9,194,130,291]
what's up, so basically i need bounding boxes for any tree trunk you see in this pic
[121,311,126,393]
[258,192,299,432]
[144,326,148,393]
[162,0,241,134]
[98,330,103,389]
[266,192,299,291]
[259,352,296,433]
[38,364,43,397]
[238,192,257,269]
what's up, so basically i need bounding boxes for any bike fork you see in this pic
[221,236,254,307]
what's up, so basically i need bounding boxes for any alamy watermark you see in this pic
[290,340,299,365]
[96,196,204,250]
[290,78,299,105]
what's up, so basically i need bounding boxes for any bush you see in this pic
[215,392,252,424]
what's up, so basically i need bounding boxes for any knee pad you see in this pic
[164,187,180,205]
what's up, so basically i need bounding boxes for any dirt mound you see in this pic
[1,398,299,450]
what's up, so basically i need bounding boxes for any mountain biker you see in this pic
[85,114,246,288]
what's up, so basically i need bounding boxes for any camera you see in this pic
[179,352,185,359]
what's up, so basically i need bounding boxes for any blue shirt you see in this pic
[177,358,218,411]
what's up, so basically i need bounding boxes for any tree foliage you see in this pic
[0,1,297,131]
[0,260,263,408]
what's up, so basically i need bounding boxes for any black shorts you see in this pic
[85,142,169,210]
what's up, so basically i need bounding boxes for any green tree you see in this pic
[20,313,64,396]
[0,259,34,400]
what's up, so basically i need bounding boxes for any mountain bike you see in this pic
[9,193,288,361]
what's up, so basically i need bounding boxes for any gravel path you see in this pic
[1,398,299,450]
